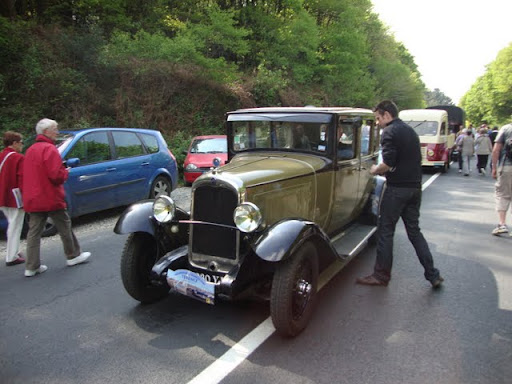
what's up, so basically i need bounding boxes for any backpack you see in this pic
[505,136,512,159]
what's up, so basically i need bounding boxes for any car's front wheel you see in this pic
[120,233,169,303]
[270,241,319,337]
[150,176,172,199]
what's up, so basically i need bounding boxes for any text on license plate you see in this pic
[198,273,221,284]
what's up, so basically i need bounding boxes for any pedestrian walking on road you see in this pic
[454,129,466,173]
[356,100,443,288]
[460,129,475,176]
[0,131,26,266]
[491,123,512,236]
[22,118,91,277]
[474,128,493,175]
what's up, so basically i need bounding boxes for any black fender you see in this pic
[114,200,191,236]
[253,219,335,262]
[114,200,155,235]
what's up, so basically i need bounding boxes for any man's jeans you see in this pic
[374,185,440,283]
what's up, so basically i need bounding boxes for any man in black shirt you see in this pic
[356,100,443,288]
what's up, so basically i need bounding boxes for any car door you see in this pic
[110,130,152,205]
[329,120,361,231]
[63,131,116,216]
[358,120,378,204]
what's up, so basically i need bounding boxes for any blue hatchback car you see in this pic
[1,127,178,236]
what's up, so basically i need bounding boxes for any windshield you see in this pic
[56,133,75,155]
[190,137,227,154]
[230,121,330,154]
[403,120,439,136]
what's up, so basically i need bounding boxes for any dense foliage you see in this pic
[461,43,512,127]
[0,0,436,175]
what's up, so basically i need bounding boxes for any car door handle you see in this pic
[106,167,117,172]
[140,162,150,166]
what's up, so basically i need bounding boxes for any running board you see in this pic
[330,223,377,259]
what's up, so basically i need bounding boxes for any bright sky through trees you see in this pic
[371,0,512,104]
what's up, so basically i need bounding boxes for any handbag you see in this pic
[0,152,23,208]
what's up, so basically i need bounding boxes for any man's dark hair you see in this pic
[374,100,398,118]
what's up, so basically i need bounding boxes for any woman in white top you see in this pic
[474,128,493,175]
[460,129,475,176]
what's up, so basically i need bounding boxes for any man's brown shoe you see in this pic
[356,274,388,286]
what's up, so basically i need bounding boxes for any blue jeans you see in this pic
[374,185,440,283]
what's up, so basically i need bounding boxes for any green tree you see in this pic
[461,43,512,126]
[425,88,453,107]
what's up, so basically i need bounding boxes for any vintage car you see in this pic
[114,107,384,337]
[399,109,455,172]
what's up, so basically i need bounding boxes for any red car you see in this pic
[183,135,228,185]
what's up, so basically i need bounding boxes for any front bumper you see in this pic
[151,245,238,304]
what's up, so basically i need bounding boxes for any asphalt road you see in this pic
[0,169,511,384]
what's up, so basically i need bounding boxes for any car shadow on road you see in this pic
[127,290,270,356]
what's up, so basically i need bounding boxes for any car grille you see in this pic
[191,184,239,260]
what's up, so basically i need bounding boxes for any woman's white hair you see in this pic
[35,118,58,135]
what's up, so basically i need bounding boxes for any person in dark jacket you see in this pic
[0,131,26,266]
[22,118,91,277]
[356,100,443,288]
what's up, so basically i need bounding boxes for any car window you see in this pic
[139,133,159,154]
[232,121,329,153]
[66,131,111,165]
[337,122,355,160]
[190,138,227,153]
[404,121,439,136]
[112,131,145,158]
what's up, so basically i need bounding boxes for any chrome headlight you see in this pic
[153,195,176,223]
[233,202,262,233]
[185,163,198,171]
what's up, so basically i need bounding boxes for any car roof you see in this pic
[192,135,227,140]
[227,106,373,115]
[59,127,160,134]
[399,109,448,120]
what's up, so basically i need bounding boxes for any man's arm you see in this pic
[491,142,503,179]
[370,162,391,175]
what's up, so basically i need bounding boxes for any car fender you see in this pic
[114,200,156,235]
[253,219,334,262]
[148,169,176,191]
[114,199,190,237]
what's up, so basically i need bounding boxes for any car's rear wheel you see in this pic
[270,241,318,337]
[150,176,172,199]
[120,233,169,303]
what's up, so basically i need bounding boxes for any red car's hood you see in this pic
[185,153,228,168]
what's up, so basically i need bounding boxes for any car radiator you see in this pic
[191,184,239,260]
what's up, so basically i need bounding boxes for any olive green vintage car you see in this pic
[114,106,384,337]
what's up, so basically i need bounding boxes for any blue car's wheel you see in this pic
[150,176,172,199]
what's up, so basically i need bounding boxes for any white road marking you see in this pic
[187,173,439,384]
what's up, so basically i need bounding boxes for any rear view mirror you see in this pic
[66,158,80,168]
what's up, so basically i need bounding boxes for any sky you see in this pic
[371,0,512,104]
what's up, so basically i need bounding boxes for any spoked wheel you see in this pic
[120,233,169,303]
[270,241,318,337]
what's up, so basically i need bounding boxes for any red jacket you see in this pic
[22,135,69,212]
[0,148,24,208]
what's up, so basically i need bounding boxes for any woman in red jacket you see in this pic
[0,131,26,266]
[22,118,91,277]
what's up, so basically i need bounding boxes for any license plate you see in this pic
[166,269,216,305]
